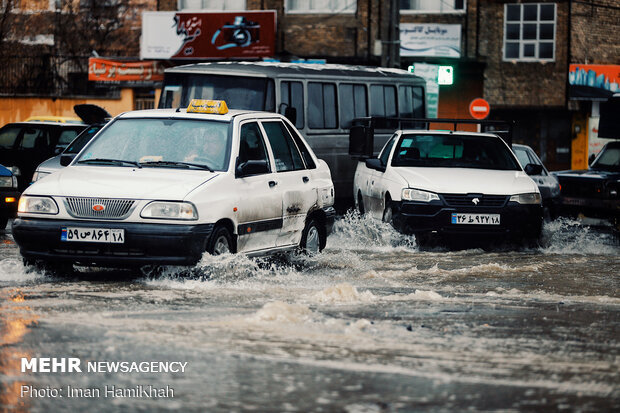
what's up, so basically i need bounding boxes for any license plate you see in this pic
[61,227,125,243]
[451,213,500,225]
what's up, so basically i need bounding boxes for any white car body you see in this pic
[353,130,543,241]
[13,106,335,267]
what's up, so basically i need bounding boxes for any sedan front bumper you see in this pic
[12,218,214,267]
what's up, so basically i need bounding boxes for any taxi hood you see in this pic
[394,167,538,195]
[25,166,219,200]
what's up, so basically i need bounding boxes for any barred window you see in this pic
[400,0,465,14]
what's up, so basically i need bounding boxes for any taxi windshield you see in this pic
[391,134,521,171]
[76,118,231,171]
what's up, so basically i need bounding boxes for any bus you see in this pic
[159,61,426,207]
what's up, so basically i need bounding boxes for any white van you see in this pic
[13,100,335,270]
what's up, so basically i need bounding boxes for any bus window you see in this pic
[162,85,182,108]
[181,75,274,111]
[399,85,425,128]
[280,81,304,129]
[339,84,368,129]
[308,82,338,129]
[371,85,397,129]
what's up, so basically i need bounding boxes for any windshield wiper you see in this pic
[139,161,214,172]
[77,158,141,168]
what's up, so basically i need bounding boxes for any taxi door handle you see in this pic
[302,176,309,183]
[268,180,277,188]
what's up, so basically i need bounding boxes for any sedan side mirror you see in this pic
[524,163,543,176]
[365,157,386,172]
[235,158,270,178]
[60,154,75,167]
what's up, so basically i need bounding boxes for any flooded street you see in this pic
[1,214,618,412]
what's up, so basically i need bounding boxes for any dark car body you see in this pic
[553,141,620,224]
[0,121,86,190]
[0,164,20,229]
[512,144,560,218]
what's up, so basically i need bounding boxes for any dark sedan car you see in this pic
[553,141,619,226]
[0,164,20,229]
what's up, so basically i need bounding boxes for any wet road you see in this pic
[1,214,619,412]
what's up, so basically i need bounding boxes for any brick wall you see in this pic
[570,0,620,64]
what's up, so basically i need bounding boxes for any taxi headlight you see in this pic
[140,201,198,220]
[0,176,17,188]
[509,192,541,204]
[402,188,440,202]
[32,171,51,182]
[18,196,59,214]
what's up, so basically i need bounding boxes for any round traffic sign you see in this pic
[469,98,490,120]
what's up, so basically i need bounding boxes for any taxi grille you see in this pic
[441,194,508,207]
[64,197,135,219]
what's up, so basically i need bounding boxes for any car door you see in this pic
[260,120,317,247]
[234,121,282,253]
[367,136,397,218]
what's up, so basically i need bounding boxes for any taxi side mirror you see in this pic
[60,155,75,166]
[235,158,270,178]
[524,163,543,176]
[365,157,385,172]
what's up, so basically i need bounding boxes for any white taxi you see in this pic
[351,128,543,245]
[13,100,335,269]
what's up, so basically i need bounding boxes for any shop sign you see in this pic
[568,64,619,100]
[140,11,276,59]
[88,58,165,82]
[400,24,461,58]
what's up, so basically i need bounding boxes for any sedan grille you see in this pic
[441,194,508,207]
[64,197,135,219]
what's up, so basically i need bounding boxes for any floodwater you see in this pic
[1,214,618,412]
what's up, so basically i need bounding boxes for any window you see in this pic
[398,86,424,118]
[178,0,246,10]
[20,128,49,150]
[0,127,21,149]
[280,81,304,129]
[58,130,80,147]
[339,84,368,129]
[239,122,270,173]
[287,0,356,13]
[504,3,556,61]
[262,121,305,172]
[400,0,465,13]
[283,122,316,169]
[370,85,397,129]
[308,82,338,129]
[379,136,397,167]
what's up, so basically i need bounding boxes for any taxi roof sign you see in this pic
[187,99,229,115]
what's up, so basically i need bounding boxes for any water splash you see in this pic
[540,217,618,255]
[0,258,46,283]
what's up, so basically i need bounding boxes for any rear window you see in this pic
[0,126,21,149]
[392,134,521,171]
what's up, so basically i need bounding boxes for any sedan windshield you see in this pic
[391,134,521,171]
[76,118,231,171]
[590,144,620,171]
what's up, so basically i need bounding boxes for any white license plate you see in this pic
[451,213,500,225]
[61,227,125,243]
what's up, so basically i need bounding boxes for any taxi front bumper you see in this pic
[12,218,214,266]
[391,201,543,240]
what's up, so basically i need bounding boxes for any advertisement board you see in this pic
[88,58,165,82]
[568,64,619,100]
[400,24,461,58]
[140,11,276,59]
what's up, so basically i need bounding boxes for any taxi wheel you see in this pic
[357,192,365,214]
[382,201,394,224]
[300,218,324,255]
[208,226,233,255]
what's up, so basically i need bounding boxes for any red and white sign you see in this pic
[469,98,490,120]
[88,58,165,82]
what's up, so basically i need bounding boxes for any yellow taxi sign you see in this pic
[187,99,229,115]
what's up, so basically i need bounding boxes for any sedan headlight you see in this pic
[0,175,17,188]
[402,188,440,202]
[140,201,198,220]
[7,166,21,176]
[18,196,59,214]
[509,192,542,205]
[32,171,51,182]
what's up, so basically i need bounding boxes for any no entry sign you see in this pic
[469,98,490,119]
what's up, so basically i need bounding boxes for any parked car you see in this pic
[0,164,19,229]
[0,118,86,190]
[13,100,335,272]
[350,124,543,246]
[512,144,560,219]
[31,105,111,183]
[553,140,619,226]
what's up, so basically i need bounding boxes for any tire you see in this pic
[23,258,73,276]
[207,225,233,255]
[382,200,394,224]
[300,218,324,255]
[357,192,365,214]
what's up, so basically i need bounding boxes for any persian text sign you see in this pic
[400,24,461,58]
[140,11,276,59]
[88,58,165,82]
